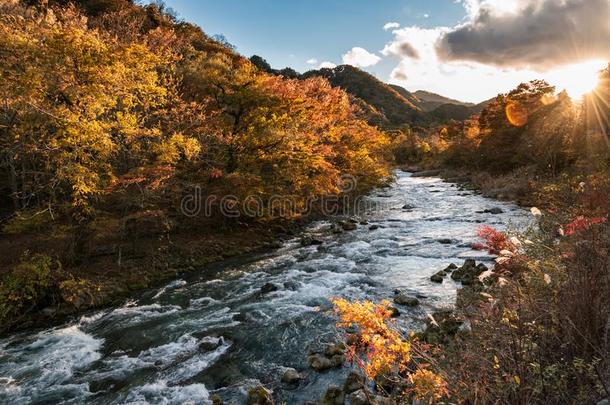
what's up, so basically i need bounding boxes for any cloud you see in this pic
[382,38,420,60]
[383,22,400,31]
[342,47,382,68]
[437,0,610,70]
[423,13,430,18]
[391,70,408,81]
[306,58,318,65]
[318,61,337,69]
[382,25,541,102]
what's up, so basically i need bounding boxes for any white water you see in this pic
[0,172,531,404]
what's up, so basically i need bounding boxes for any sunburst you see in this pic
[545,60,606,99]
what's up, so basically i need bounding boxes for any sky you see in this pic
[160,0,610,103]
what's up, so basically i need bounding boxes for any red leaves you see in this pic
[477,225,513,254]
[560,216,607,236]
[471,242,487,251]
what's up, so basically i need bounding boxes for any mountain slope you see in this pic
[412,90,474,111]
[388,84,423,109]
[302,65,428,127]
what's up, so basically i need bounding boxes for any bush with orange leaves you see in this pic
[332,298,448,403]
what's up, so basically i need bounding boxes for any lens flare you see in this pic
[505,101,528,127]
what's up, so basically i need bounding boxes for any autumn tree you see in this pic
[475,80,556,173]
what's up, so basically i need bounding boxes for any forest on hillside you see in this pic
[0,0,392,329]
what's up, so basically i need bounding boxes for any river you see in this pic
[0,171,531,404]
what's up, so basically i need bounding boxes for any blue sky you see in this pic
[162,0,464,75]
[159,0,610,103]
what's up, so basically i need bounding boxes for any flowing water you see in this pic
[0,172,532,404]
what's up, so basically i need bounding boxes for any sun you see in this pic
[545,60,605,99]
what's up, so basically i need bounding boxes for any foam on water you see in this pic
[0,325,103,402]
[123,381,211,405]
[152,279,188,299]
[0,171,533,404]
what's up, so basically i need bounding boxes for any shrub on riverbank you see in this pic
[0,254,60,325]
[332,189,609,403]
[444,219,609,404]
[332,298,449,403]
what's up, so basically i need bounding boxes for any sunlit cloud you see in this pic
[383,22,400,31]
[306,58,318,65]
[342,47,382,68]
[319,61,337,69]
[382,0,610,102]
[438,0,610,70]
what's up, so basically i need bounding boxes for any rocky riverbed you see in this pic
[0,171,532,404]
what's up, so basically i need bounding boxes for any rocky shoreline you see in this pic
[231,168,524,405]
[1,220,298,336]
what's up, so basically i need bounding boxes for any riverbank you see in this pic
[402,164,539,207]
[330,165,610,404]
[0,217,305,335]
[0,184,393,335]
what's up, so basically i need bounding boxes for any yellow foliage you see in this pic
[409,369,449,403]
[332,298,412,378]
[333,298,448,403]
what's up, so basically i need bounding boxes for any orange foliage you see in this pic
[332,298,411,379]
[332,298,448,403]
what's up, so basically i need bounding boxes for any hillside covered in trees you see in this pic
[250,54,489,127]
[0,0,391,329]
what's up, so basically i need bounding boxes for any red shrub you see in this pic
[476,225,513,254]
[561,216,607,236]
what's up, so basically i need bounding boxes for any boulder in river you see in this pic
[247,386,273,405]
[393,293,419,307]
[330,354,344,367]
[368,224,380,230]
[325,342,346,357]
[348,390,392,405]
[444,263,458,272]
[402,204,416,210]
[451,259,485,285]
[438,238,453,244]
[281,368,304,384]
[430,271,447,283]
[344,372,364,394]
[477,263,489,272]
[341,221,357,231]
[260,283,279,294]
[301,235,323,246]
[484,207,504,214]
[308,354,334,371]
[321,386,345,405]
[198,337,222,351]
[283,280,300,291]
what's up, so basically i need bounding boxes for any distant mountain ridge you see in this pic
[250,54,490,127]
[302,65,429,128]
[411,90,475,111]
